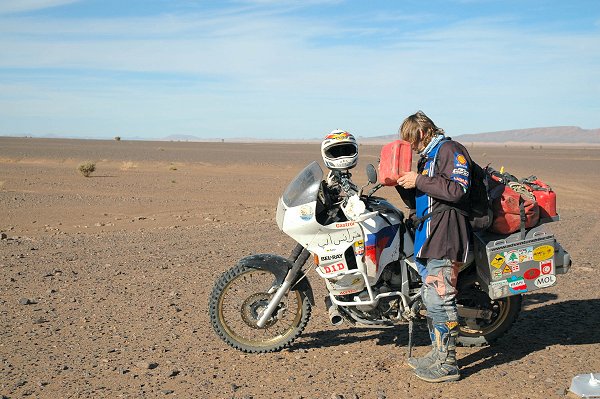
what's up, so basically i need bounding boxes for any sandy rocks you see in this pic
[136,361,159,370]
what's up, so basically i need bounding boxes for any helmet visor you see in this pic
[326,143,357,158]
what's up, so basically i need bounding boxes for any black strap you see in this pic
[413,204,468,227]
[519,198,527,240]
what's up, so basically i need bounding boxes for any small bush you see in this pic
[78,162,96,177]
[114,136,121,141]
[120,161,138,171]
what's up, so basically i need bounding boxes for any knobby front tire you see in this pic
[209,264,311,353]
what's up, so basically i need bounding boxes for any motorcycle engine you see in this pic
[354,285,399,317]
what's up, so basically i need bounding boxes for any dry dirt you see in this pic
[1,137,599,399]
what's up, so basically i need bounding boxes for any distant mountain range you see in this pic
[361,126,600,145]
[3,126,599,144]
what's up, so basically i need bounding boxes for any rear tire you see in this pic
[209,264,311,353]
[456,282,522,347]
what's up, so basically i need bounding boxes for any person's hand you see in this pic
[397,170,418,189]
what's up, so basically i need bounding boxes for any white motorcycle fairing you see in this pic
[276,162,405,308]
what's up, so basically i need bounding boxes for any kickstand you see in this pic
[407,318,414,359]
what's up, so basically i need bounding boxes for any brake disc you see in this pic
[241,293,282,329]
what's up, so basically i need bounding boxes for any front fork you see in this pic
[256,244,310,328]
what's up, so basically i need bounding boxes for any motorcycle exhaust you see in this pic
[325,297,344,326]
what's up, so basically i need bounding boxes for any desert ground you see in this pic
[1,137,599,399]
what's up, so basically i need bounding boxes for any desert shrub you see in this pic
[78,162,96,177]
[120,161,138,171]
[114,136,121,141]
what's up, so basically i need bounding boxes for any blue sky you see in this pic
[0,0,599,140]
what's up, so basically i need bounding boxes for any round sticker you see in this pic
[533,245,554,261]
[523,268,541,280]
[299,205,314,221]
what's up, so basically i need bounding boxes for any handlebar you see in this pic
[366,183,383,197]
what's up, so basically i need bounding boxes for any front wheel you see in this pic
[209,264,311,353]
[456,282,522,347]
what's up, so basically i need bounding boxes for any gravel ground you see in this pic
[1,138,599,398]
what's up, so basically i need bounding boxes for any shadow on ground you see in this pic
[293,296,600,379]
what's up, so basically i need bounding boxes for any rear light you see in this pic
[313,254,319,266]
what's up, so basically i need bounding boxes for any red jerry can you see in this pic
[378,140,413,186]
[527,179,557,219]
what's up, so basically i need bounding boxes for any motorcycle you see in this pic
[209,160,571,353]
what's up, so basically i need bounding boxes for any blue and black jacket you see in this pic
[397,137,472,277]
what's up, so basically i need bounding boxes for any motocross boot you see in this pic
[414,321,460,383]
[406,317,437,370]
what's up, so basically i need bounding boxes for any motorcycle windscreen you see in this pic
[282,161,323,208]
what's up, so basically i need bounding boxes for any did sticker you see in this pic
[533,245,554,261]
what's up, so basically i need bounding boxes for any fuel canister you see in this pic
[378,140,412,186]
[528,179,557,219]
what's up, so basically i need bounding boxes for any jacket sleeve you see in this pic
[414,143,470,203]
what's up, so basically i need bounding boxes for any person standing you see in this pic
[395,111,473,383]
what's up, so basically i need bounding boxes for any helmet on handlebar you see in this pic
[321,130,358,170]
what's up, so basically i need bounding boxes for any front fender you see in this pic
[238,254,315,305]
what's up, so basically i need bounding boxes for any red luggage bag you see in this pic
[489,183,540,234]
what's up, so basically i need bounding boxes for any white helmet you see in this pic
[321,130,358,170]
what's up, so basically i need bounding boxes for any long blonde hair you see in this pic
[399,111,444,150]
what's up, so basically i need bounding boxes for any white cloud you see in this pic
[0,0,80,15]
[0,5,598,137]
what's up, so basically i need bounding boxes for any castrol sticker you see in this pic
[335,222,355,229]
[533,245,554,261]
[534,274,556,288]
[540,259,554,275]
